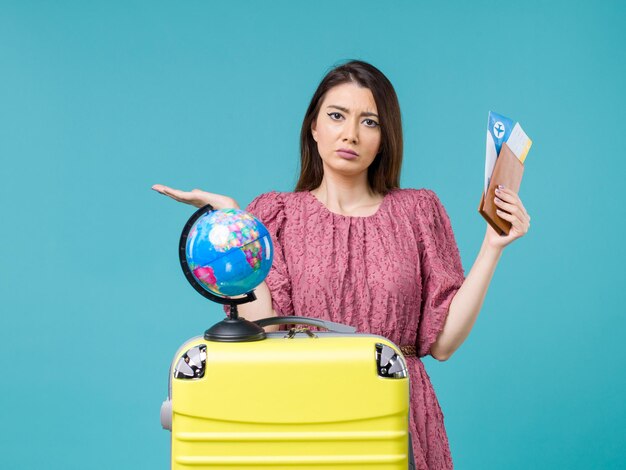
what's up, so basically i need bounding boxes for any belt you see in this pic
[399,345,417,357]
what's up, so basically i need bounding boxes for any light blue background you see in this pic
[1,1,624,468]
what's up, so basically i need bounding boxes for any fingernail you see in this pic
[498,184,505,189]
[494,197,501,204]
[495,188,500,194]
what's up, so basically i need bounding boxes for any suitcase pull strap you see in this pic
[253,316,357,334]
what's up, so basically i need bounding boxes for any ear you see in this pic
[311,119,318,142]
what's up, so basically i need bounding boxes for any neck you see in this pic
[312,173,382,216]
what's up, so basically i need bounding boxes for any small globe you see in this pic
[183,208,273,298]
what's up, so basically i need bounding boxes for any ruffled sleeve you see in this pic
[246,192,294,316]
[415,190,465,357]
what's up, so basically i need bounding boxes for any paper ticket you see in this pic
[484,111,532,195]
[506,123,532,164]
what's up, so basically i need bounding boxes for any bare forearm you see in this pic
[431,186,531,360]
[430,237,503,360]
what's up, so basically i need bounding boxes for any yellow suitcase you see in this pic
[161,316,415,469]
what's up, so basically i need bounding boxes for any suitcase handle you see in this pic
[253,316,357,334]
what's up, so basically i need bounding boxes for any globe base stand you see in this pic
[204,299,267,342]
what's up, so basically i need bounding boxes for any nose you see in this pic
[342,118,359,144]
[343,115,359,144]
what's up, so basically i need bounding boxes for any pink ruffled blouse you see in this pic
[246,188,465,470]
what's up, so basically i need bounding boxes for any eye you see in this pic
[363,118,379,128]
[327,112,343,120]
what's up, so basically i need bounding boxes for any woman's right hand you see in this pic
[152,184,240,210]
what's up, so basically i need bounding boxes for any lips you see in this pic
[336,148,358,159]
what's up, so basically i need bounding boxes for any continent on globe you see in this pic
[185,209,273,298]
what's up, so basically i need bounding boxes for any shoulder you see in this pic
[246,191,307,226]
[247,190,305,209]
[388,188,444,210]
[389,188,453,230]
[246,191,285,219]
[247,191,283,209]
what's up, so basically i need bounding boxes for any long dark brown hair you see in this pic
[295,60,403,195]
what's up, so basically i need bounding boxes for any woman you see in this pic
[153,60,530,469]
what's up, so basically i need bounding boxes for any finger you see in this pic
[496,209,529,234]
[496,209,524,229]
[496,187,529,218]
[152,184,169,194]
[155,185,196,205]
[494,199,530,226]
[165,188,197,204]
[495,208,514,221]
[494,187,519,203]
[493,197,519,215]
[152,184,184,200]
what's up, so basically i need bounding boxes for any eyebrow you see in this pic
[327,105,379,119]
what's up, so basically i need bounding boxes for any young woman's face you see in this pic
[311,82,381,182]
